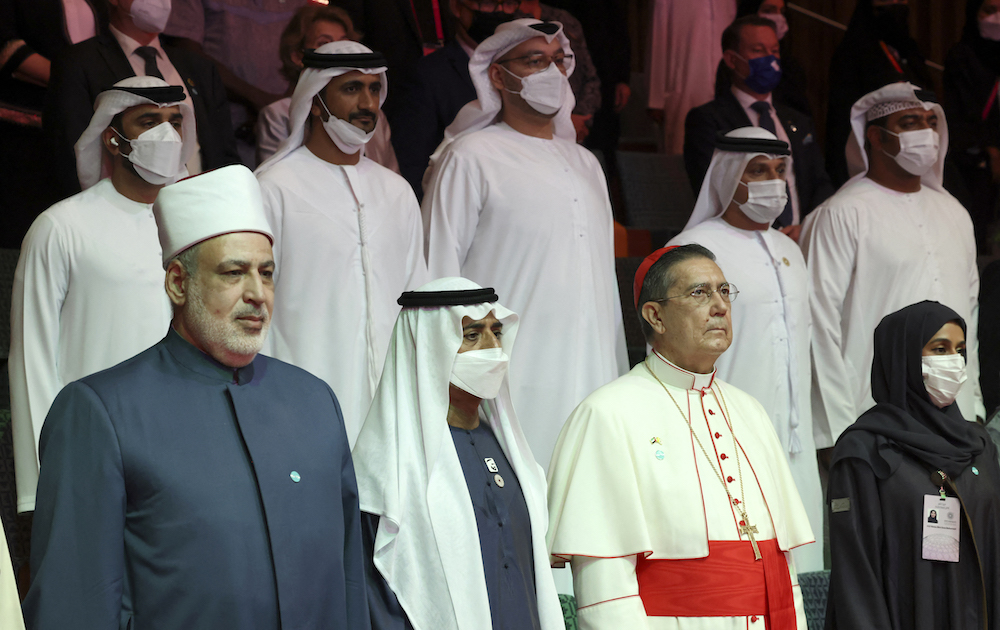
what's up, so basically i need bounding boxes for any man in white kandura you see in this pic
[422,18,627,470]
[801,82,984,455]
[353,277,563,630]
[547,244,814,629]
[256,40,426,442]
[9,75,195,513]
[668,127,823,572]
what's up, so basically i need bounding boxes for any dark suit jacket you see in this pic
[390,39,476,198]
[24,330,369,630]
[684,90,835,219]
[44,32,239,198]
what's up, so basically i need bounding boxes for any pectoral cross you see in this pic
[740,518,762,561]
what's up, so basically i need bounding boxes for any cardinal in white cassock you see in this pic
[547,244,814,629]
[668,127,823,572]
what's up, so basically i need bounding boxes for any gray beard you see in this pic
[185,278,270,360]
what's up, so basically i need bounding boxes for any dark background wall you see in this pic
[624,0,969,148]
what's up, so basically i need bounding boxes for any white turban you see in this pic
[683,127,792,231]
[255,40,388,175]
[352,277,563,630]
[845,81,948,191]
[423,18,576,185]
[153,164,274,267]
[74,76,196,190]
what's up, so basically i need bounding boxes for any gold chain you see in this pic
[644,356,753,527]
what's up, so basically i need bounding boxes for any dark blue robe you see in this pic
[23,329,370,630]
[363,422,540,630]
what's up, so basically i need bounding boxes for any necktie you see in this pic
[749,100,793,227]
[135,46,164,80]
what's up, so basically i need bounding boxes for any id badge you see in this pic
[922,494,961,562]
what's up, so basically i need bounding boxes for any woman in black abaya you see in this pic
[826,301,1000,630]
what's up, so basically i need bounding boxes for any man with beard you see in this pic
[255,41,426,445]
[24,164,370,630]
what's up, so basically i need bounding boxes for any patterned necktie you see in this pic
[135,46,164,80]
[749,100,793,227]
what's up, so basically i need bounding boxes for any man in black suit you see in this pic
[44,0,238,199]
[684,15,832,240]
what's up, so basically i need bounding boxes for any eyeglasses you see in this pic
[497,52,574,72]
[462,0,521,12]
[651,283,739,305]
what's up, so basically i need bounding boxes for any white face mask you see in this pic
[881,127,940,176]
[318,95,375,155]
[979,13,1000,41]
[130,0,172,34]
[501,62,567,115]
[735,178,788,224]
[763,12,789,40]
[450,347,510,400]
[114,121,184,185]
[921,354,967,408]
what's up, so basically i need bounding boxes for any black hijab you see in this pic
[832,301,989,479]
[963,0,1000,76]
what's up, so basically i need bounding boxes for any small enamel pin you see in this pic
[650,437,661,445]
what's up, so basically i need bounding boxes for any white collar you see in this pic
[731,85,774,111]
[648,350,716,391]
[109,24,164,60]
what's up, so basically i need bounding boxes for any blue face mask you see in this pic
[736,54,782,95]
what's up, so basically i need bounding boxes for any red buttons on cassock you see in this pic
[715,432,722,438]
[727,476,734,483]
[751,615,758,623]
[708,409,715,415]
[720,454,728,460]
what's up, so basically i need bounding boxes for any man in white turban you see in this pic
[421,18,628,472]
[353,277,563,630]
[24,165,370,630]
[668,127,824,572]
[801,82,984,456]
[255,40,427,443]
[9,75,196,514]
